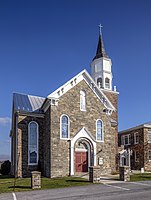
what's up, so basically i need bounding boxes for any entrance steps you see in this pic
[74,173,120,183]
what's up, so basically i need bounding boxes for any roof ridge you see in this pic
[13,92,45,99]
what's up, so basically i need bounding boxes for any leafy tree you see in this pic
[1,160,11,175]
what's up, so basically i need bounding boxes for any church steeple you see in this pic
[91,25,113,91]
[93,32,109,61]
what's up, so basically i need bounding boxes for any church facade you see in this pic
[10,30,119,178]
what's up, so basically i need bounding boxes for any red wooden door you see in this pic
[75,152,88,172]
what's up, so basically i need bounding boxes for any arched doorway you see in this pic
[74,138,93,173]
[70,127,96,175]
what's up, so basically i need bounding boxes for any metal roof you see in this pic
[13,93,45,113]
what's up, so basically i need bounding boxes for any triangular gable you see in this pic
[47,69,115,111]
[72,127,96,142]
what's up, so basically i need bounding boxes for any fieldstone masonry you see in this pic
[119,126,151,171]
[11,80,118,178]
[89,166,101,183]
[31,171,41,189]
[119,166,130,182]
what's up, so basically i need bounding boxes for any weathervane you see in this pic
[98,24,103,34]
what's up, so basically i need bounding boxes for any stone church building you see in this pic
[10,30,119,178]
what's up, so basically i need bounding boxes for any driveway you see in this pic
[0,181,151,200]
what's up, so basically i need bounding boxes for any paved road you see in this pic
[1,181,151,200]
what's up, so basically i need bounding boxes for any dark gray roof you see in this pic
[93,33,109,61]
[13,93,45,113]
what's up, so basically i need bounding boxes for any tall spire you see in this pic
[91,25,113,90]
[93,24,109,61]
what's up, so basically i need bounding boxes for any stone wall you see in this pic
[119,128,145,170]
[16,114,44,177]
[102,90,118,122]
[89,166,101,182]
[43,108,51,177]
[50,80,118,177]
[102,90,118,171]
[13,80,118,178]
[144,128,151,171]
[119,166,130,181]
[11,113,17,176]
[130,128,144,170]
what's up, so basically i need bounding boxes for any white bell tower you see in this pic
[91,25,113,91]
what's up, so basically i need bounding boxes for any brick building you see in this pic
[10,30,119,178]
[119,122,151,171]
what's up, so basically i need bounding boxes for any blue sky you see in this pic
[0,0,151,158]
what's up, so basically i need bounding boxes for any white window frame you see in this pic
[148,150,151,162]
[121,134,130,146]
[60,114,70,140]
[135,151,139,162]
[96,119,104,142]
[80,90,86,111]
[134,132,139,144]
[28,121,39,165]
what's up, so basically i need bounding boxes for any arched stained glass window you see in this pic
[96,120,104,141]
[28,121,38,165]
[61,115,69,139]
[80,90,86,111]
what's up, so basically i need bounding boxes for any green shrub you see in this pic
[1,160,11,175]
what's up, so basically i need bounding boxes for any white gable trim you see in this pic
[48,69,115,111]
[70,127,96,175]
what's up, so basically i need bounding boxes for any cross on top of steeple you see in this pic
[98,24,103,34]
[92,24,109,60]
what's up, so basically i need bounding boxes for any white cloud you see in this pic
[0,117,11,126]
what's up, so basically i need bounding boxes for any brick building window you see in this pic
[121,135,130,145]
[134,132,139,144]
[148,128,151,143]
[148,150,151,161]
[96,119,104,142]
[135,151,139,162]
[60,115,70,139]
[28,121,38,165]
[80,90,86,111]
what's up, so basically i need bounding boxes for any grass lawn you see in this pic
[0,175,91,194]
[130,173,151,181]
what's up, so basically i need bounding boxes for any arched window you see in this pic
[105,78,110,89]
[96,119,104,141]
[28,121,38,165]
[60,115,70,139]
[97,77,102,88]
[80,90,86,111]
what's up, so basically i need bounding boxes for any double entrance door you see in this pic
[75,152,88,172]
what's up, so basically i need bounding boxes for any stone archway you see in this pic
[70,127,96,175]
[74,138,93,172]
